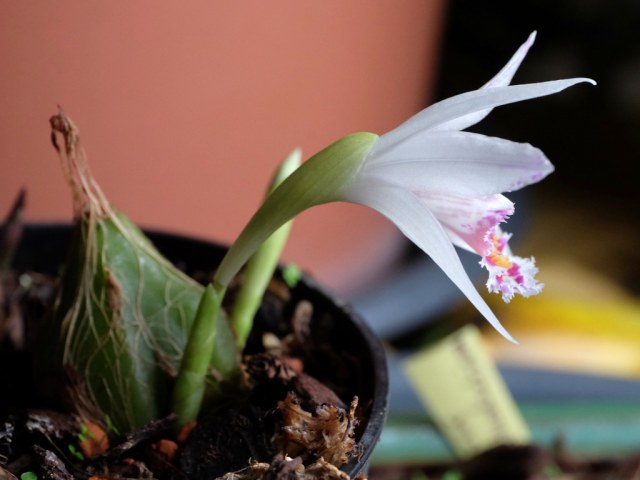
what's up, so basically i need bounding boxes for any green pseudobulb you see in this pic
[36,113,238,433]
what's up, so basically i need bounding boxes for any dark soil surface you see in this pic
[0,210,371,479]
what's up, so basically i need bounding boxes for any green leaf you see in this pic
[230,148,301,347]
[36,112,240,433]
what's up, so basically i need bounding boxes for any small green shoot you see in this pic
[68,443,85,461]
[77,422,87,442]
[77,422,96,443]
[20,472,38,480]
[282,263,302,288]
[104,414,120,436]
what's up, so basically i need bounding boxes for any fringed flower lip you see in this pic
[215,31,596,342]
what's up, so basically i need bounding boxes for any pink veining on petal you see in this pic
[415,191,514,253]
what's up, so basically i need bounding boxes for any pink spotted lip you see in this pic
[480,227,543,302]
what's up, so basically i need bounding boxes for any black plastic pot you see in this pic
[11,223,389,477]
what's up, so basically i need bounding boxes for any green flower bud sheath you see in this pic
[215,132,378,289]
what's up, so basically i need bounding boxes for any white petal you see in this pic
[374,78,596,155]
[344,181,517,342]
[482,32,537,89]
[435,32,537,132]
[364,130,554,196]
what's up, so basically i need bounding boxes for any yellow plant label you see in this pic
[403,324,530,458]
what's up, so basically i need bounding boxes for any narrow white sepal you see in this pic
[436,31,538,132]
[345,180,517,342]
[375,78,596,155]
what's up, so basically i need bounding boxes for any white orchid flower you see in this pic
[214,32,595,341]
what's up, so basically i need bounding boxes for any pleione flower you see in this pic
[215,32,595,341]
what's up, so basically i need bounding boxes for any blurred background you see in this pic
[2,0,640,476]
[0,1,444,294]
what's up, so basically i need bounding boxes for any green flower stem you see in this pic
[172,283,223,426]
[230,148,301,348]
[172,132,376,426]
[214,132,377,289]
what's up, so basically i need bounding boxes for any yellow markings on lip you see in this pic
[488,254,513,269]
[486,232,513,269]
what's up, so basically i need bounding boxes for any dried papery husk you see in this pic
[35,111,239,433]
[215,456,355,480]
[275,392,359,467]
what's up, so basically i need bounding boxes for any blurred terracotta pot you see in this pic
[0,1,445,294]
